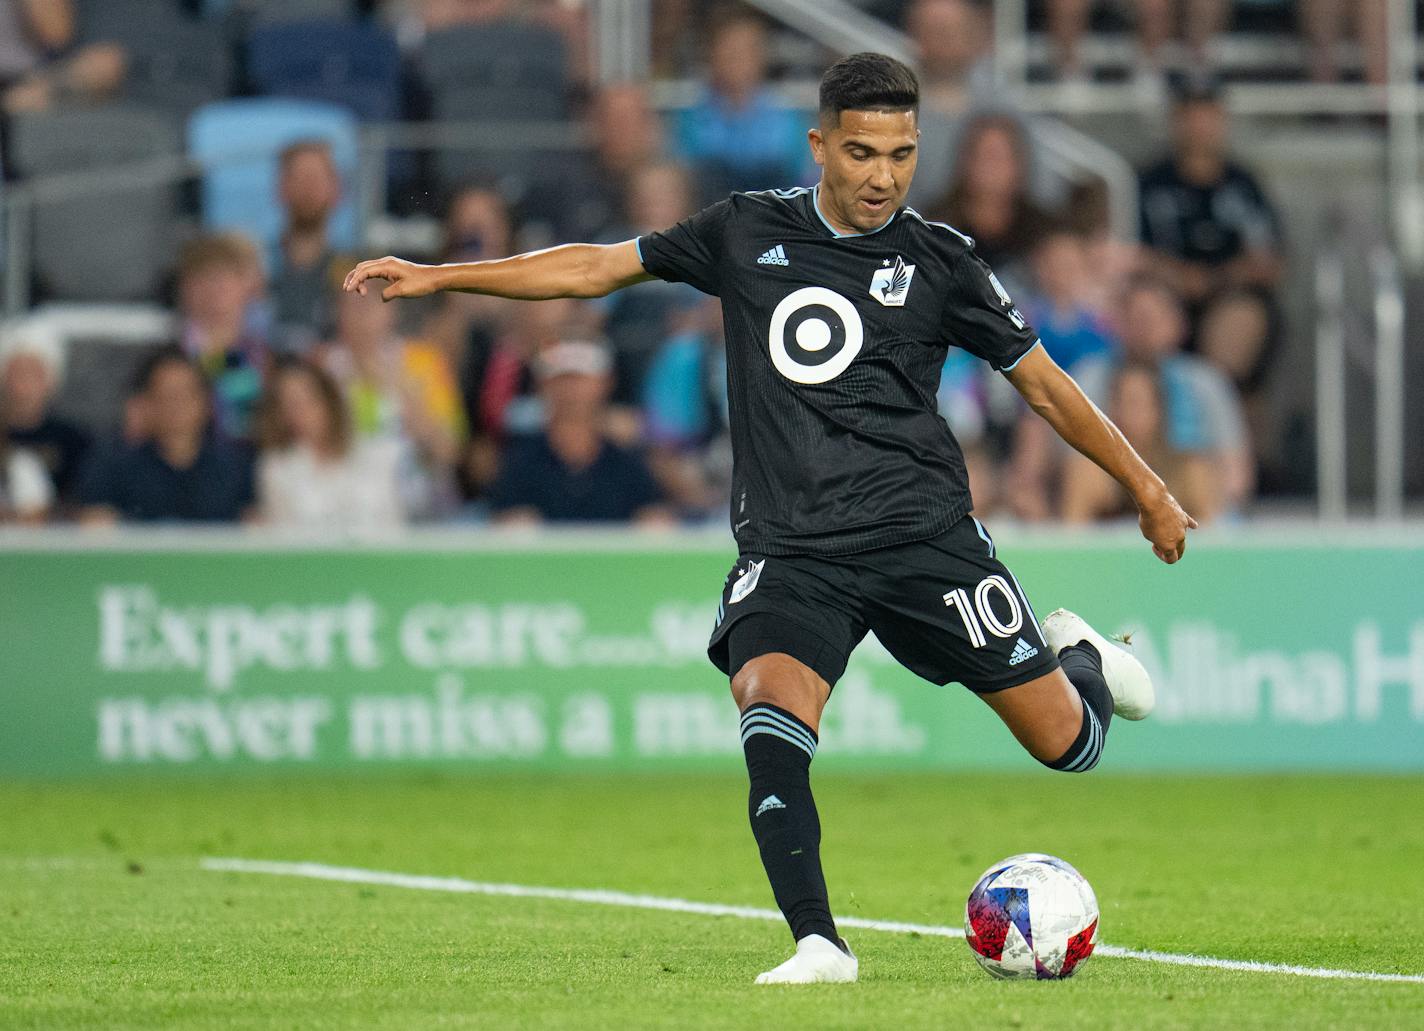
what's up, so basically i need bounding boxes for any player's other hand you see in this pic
[1138,488,1198,564]
[343,257,440,301]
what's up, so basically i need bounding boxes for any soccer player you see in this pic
[344,53,1196,985]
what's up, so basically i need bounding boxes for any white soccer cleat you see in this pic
[754,934,858,985]
[1041,608,1155,721]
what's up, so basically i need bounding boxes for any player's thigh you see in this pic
[978,666,1084,762]
[707,553,865,724]
[862,515,1060,694]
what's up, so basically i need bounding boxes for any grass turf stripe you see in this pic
[201,857,1424,986]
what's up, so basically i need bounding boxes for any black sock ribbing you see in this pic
[1045,642,1112,772]
[740,703,838,945]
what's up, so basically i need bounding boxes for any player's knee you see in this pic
[1039,751,1101,773]
[730,653,826,725]
[1037,716,1105,773]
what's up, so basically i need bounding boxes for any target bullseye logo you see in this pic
[768,286,864,384]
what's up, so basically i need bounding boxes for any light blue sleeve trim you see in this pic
[999,339,1043,373]
[634,236,646,267]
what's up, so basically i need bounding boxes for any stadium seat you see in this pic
[247,19,402,121]
[231,0,356,23]
[416,23,571,195]
[187,99,361,258]
[78,2,234,120]
[8,107,181,302]
[417,22,569,122]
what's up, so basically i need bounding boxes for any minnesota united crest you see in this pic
[870,255,916,307]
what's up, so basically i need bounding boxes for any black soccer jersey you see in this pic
[637,185,1040,556]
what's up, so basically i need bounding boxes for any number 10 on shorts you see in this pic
[943,575,1024,648]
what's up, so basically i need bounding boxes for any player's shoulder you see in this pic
[722,186,815,222]
[899,206,977,260]
[735,185,814,207]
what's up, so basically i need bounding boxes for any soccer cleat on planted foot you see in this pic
[1041,608,1155,720]
[754,934,858,984]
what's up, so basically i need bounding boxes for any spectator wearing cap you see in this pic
[0,319,89,504]
[1138,77,1284,411]
[177,233,271,440]
[75,349,255,525]
[487,340,672,526]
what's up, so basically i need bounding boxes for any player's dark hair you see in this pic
[818,52,919,124]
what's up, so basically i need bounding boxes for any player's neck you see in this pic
[813,183,892,238]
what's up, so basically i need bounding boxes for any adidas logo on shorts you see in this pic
[756,244,789,266]
[1009,637,1039,666]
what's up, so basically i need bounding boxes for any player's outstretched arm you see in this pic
[1004,346,1198,564]
[343,240,654,302]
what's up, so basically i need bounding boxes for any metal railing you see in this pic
[1313,235,1407,521]
[742,0,1142,243]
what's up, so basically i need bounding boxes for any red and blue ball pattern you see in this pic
[964,853,1099,979]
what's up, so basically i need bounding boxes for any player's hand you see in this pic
[1137,488,1198,564]
[343,257,440,301]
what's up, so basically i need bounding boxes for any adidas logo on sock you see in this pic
[755,794,787,817]
[756,244,789,266]
[1009,637,1039,666]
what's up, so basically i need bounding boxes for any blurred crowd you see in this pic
[0,0,1311,531]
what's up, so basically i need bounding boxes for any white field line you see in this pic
[201,858,1424,986]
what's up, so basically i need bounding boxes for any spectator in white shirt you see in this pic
[255,359,405,533]
[0,434,52,523]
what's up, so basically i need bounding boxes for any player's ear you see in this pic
[808,127,825,166]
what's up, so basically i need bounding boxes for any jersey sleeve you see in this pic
[636,199,734,296]
[940,250,1041,372]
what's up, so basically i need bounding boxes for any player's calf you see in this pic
[1040,644,1110,773]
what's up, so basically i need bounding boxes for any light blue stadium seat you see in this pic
[188,99,361,259]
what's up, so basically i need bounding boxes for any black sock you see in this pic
[1045,642,1112,772]
[740,703,839,945]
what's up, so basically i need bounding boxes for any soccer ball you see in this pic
[964,852,1099,980]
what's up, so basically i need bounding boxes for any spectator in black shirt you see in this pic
[76,350,254,526]
[1138,77,1283,400]
[0,320,89,504]
[487,340,671,527]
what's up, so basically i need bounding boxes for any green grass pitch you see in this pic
[4,772,1423,1029]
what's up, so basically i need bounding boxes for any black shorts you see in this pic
[708,515,1060,693]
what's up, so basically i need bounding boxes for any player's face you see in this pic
[810,109,918,233]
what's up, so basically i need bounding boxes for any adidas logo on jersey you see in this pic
[756,794,787,817]
[1009,637,1040,666]
[757,245,790,266]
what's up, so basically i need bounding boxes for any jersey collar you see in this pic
[811,184,898,239]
